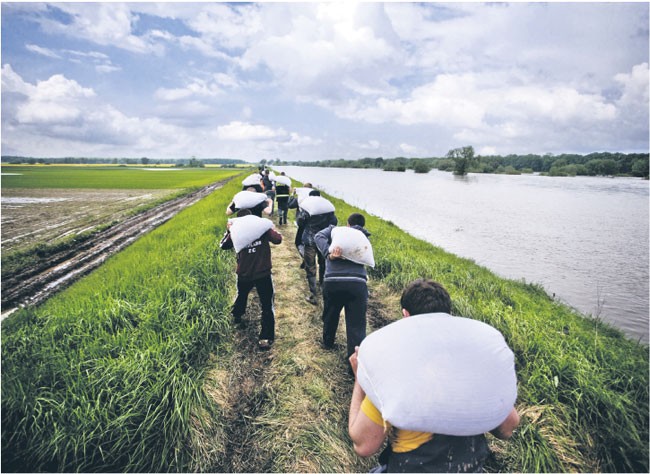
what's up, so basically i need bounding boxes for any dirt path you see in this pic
[201,216,394,473]
[1,180,228,318]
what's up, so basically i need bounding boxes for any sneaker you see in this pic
[306,294,318,305]
[320,340,335,350]
[258,339,273,351]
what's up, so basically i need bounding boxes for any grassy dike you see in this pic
[321,191,648,473]
[2,172,648,473]
[1,176,243,472]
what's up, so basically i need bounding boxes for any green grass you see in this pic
[321,191,649,473]
[1,174,245,472]
[2,172,647,473]
[1,165,243,190]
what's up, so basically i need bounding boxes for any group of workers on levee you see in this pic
[219,166,520,473]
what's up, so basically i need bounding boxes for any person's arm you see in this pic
[314,225,333,257]
[348,349,387,457]
[262,198,272,215]
[219,225,234,250]
[490,407,520,440]
[267,228,283,245]
[328,212,338,227]
[226,201,236,215]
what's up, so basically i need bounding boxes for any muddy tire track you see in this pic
[1,180,228,315]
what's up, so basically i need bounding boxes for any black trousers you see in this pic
[232,275,275,341]
[322,279,368,358]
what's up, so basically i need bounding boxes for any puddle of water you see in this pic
[142,168,182,171]
[2,197,70,204]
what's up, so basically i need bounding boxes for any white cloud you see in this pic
[359,140,381,150]
[40,3,163,54]
[26,44,61,59]
[1,65,191,155]
[399,143,418,155]
[216,121,285,141]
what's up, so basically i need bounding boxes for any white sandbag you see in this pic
[228,214,274,253]
[232,190,268,210]
[329,226,375,267]
[299,196,335,216]
[274,175,291,186]
[357,313,517,436]
[293,187,313,203]
[268,171,277,181]
[242,174,262,187]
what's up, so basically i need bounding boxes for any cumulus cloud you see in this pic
[38,3,164,54]
[1,65,189,155]
[216,121,285,140]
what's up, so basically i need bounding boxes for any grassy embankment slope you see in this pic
[2,171,647,472]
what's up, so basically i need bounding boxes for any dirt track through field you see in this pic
[1,180,228,318]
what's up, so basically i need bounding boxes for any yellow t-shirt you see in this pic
[360,396,433,453]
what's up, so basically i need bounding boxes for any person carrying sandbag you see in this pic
[226,188,272,217]
[219,209,283,351]
[274,172,292,226]
[314,213,372,360]
[261,170,275,216]
[348,279,520,473]
[296,190,337,305]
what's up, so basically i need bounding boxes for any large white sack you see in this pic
[357,313,517,436]
[268,171,277,181]
[232,190,268,210]
[229,215,274,253]
[275,175,291,186]
[293,187,313,203]
[242,174,262,187]
[300,196,335,216]
[329,226,375,267]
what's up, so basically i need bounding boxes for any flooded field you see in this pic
[1,188,176,254]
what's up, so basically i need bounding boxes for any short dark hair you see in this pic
[309,190,321,196]
[237,209,252,217]
[348,213,365,227]
[400,279,452,316]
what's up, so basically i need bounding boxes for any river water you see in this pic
[277,166,649,343]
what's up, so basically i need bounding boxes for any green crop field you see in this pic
[1,165,246,190]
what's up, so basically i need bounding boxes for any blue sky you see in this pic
[2,2,648,162]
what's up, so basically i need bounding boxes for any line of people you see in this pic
[219,167,519,472]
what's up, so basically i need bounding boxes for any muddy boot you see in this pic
[306,276,319,305]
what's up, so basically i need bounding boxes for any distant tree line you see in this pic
[1,156,247,167]
[275,150,649,178]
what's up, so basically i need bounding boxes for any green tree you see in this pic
[413,160,432,174]
[447,146,476,176]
